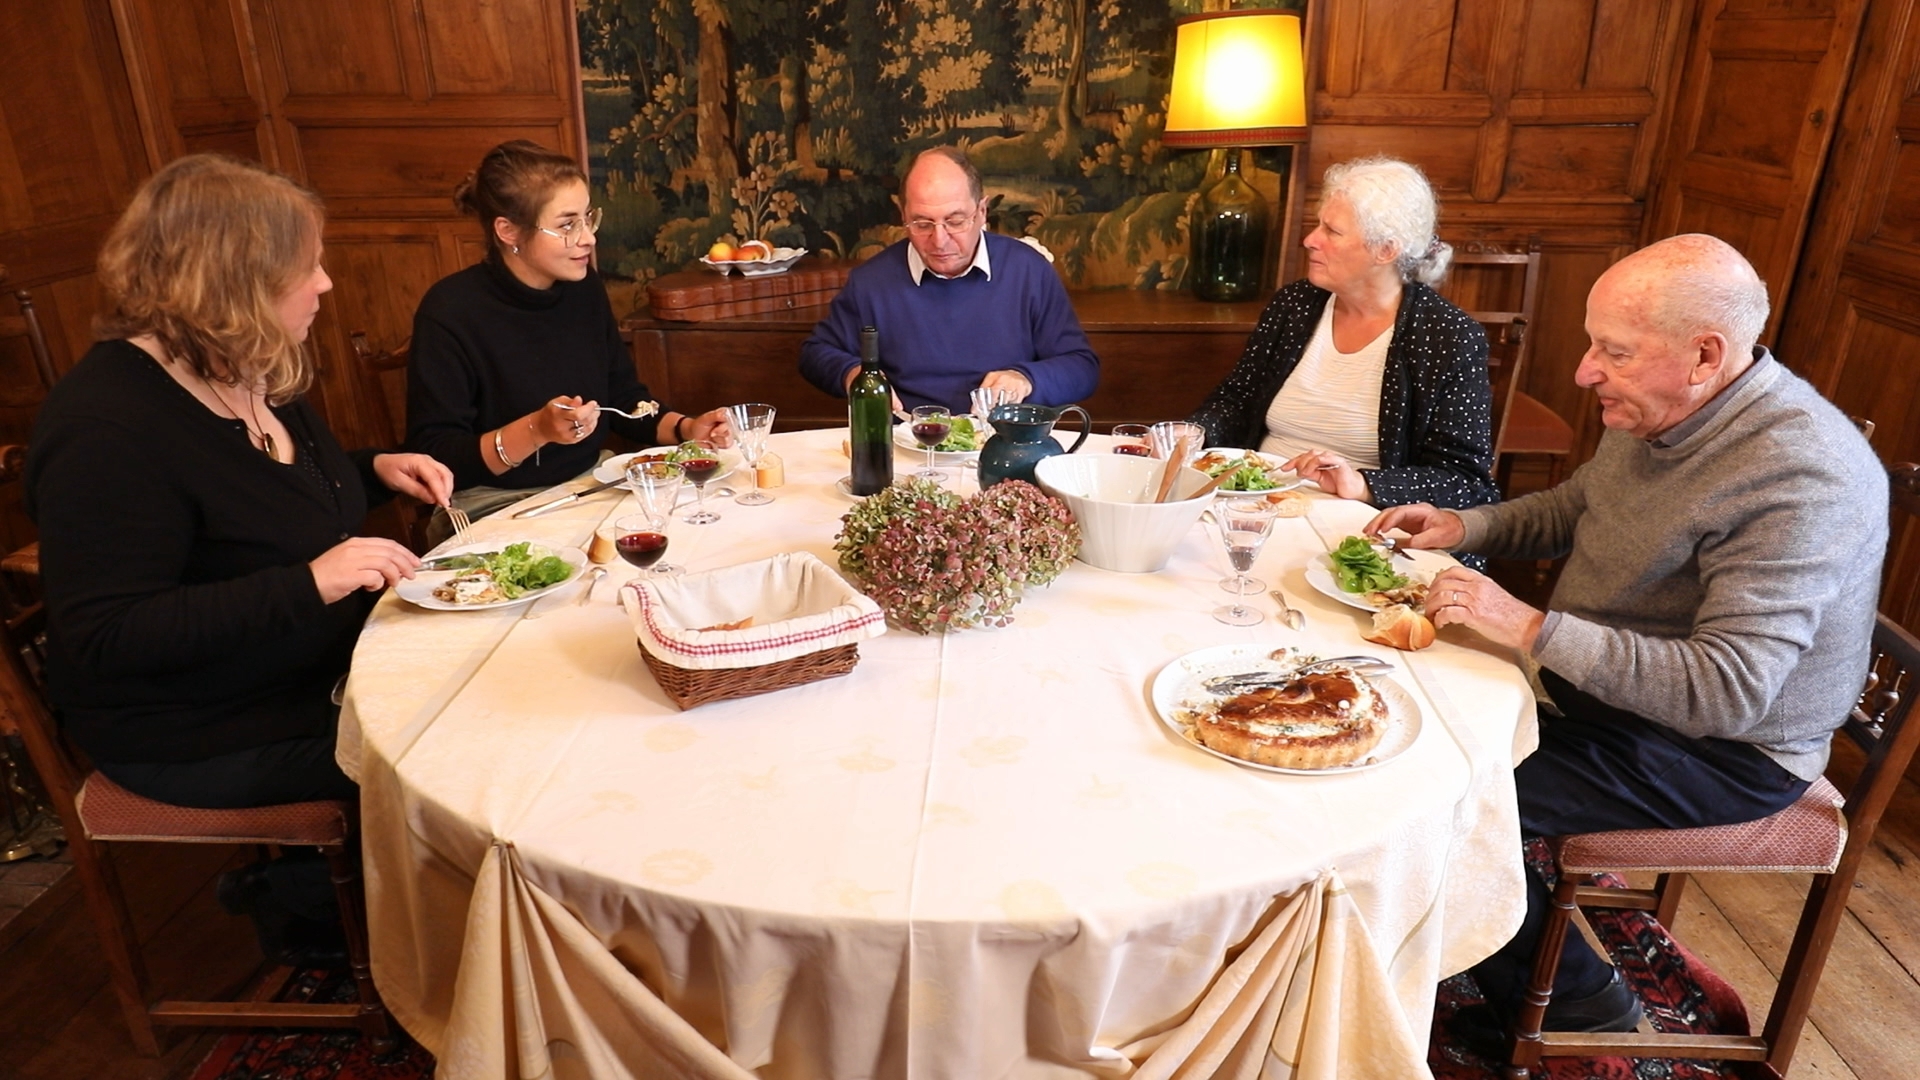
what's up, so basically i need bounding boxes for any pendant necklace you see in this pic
[203,374,278,459]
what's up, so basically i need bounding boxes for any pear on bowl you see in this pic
[1034,454,1213,573]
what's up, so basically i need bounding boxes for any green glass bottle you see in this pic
[1191,151,1270,303]
[848,326,894,495]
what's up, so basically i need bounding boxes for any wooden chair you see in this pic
[1442,240,1541,456]
[0,548,395,1053]
[1504,612,1920,1078]
[348,330,434,552]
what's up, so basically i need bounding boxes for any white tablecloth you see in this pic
[340,428,1534,1080]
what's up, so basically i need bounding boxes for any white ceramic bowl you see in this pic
[1034,454,1213,573]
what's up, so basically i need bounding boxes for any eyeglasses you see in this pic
[904,210,979,237]
[537,206,604,247]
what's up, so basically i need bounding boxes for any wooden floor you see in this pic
[0,562,1916,1078]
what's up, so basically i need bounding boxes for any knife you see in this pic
[512,477,624,518]
[418,551,499,571]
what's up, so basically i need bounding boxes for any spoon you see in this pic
[576,566,608,606]
[556,401,660,421]
[1271,588,1306,631]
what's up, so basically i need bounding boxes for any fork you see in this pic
[445,504,474,544]
[1373,534,1413,563]
[556,401,660,421]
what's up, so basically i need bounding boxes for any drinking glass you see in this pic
[614,514,672,572]
[970,386,1013,438]
[910,405,952,481]
[625,460,686,577]
[1149,421,1206,470]
[679,453,724,524]
[1111,423,1152,456]
[727,402,777,505]
[1212,500,1279,625]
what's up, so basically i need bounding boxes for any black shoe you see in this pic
[216,861,349,968]
[1450,970,1644,1061]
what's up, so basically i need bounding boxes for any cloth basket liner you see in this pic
[623,551,885,670]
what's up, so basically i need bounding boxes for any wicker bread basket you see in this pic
[622,552,886,709]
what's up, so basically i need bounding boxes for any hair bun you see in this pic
[451,170,480,214]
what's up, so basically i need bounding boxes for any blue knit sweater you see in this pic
[798,234,1100,413]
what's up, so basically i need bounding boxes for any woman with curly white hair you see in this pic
[1190,155,1499,510]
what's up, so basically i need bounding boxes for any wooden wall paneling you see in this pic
[1643,0,1869,340]
[108,0,272,169]
[235,0,589,450]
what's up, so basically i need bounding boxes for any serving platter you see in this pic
[698,247,807,276]
[1150,643,1421,774]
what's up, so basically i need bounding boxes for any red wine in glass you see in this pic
[681,458,721,485]
[1113,443,1152,457]
[617,531,669,568]
[911,419,951,447]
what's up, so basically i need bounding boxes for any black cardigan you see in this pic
[26,341,389,764]
[1189,279,1501,510]
[407,254,669,491]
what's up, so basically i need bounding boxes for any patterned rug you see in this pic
[194,860,1752,1078]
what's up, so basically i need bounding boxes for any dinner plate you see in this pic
[1195,447,1306,496]
[1150,643,1422,774]
[595,447,742,486]
[893,420,985,464]
[1304,548,1451,611]
[698,247,807,277]
[396,543,587,611]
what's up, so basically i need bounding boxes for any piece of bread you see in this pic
[1265,489,1310,517]
[1363,603,1436,651]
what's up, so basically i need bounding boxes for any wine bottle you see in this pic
[848,326,894,495]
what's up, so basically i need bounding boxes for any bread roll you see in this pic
[1363,603,1436,651]
[1265,489,1310,517]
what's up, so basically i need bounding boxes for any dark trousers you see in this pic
[97,729,356,922]
[1470,670,1809,1013]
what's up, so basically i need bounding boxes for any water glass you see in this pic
[1212,500,1279,625]
[727,402,777,505]
[1149,421,1206,469]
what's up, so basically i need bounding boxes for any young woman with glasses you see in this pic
[407,140,732,541]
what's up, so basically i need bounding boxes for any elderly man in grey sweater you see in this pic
[1372,233,1887,1049]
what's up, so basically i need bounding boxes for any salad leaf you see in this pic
[1217,462,1280,492]
[934,416,978,452]
[480,542,573,599]
[1329,536,1407,594]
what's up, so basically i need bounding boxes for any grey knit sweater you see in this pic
[1457,352,1886,780]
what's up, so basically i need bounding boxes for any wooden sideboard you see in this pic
[621,289,1267,432]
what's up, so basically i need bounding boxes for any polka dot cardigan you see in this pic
[1189,278,1501,511]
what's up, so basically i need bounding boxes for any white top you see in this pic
[1259,295,1392,467]
[338,427,1533,1079]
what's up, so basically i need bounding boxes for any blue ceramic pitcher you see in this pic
[978,403,1091,488]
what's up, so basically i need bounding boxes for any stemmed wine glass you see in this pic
[625,460,686,577]
[679,452,724,524]
[614,514,672,575]
[1149,421,1206,470]
[1212,500,1279,626]
[727,402,777,505]
[910,405,952,481]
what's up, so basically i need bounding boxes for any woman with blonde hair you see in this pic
[27,153,451,962]
[408,140,731,539]
[1190,155,1498,511]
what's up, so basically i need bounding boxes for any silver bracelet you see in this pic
[494,428,522,469]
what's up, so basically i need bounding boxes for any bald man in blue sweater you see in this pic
[799,148,1100,413]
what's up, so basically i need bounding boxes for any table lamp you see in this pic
[1163,10,1308,302]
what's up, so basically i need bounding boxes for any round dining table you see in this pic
[338,427,1535,1080]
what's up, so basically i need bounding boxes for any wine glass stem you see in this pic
[743,461,758,498]
[694,483,706,512]
[927,445,936,474]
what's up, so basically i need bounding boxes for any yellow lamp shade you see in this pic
[1163,11,1307,148]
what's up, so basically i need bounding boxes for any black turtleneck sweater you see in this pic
[406,255,669,490]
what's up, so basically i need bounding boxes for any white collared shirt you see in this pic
[906,235,993,284]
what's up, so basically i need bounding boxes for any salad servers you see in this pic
[1201,656,1396,696]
